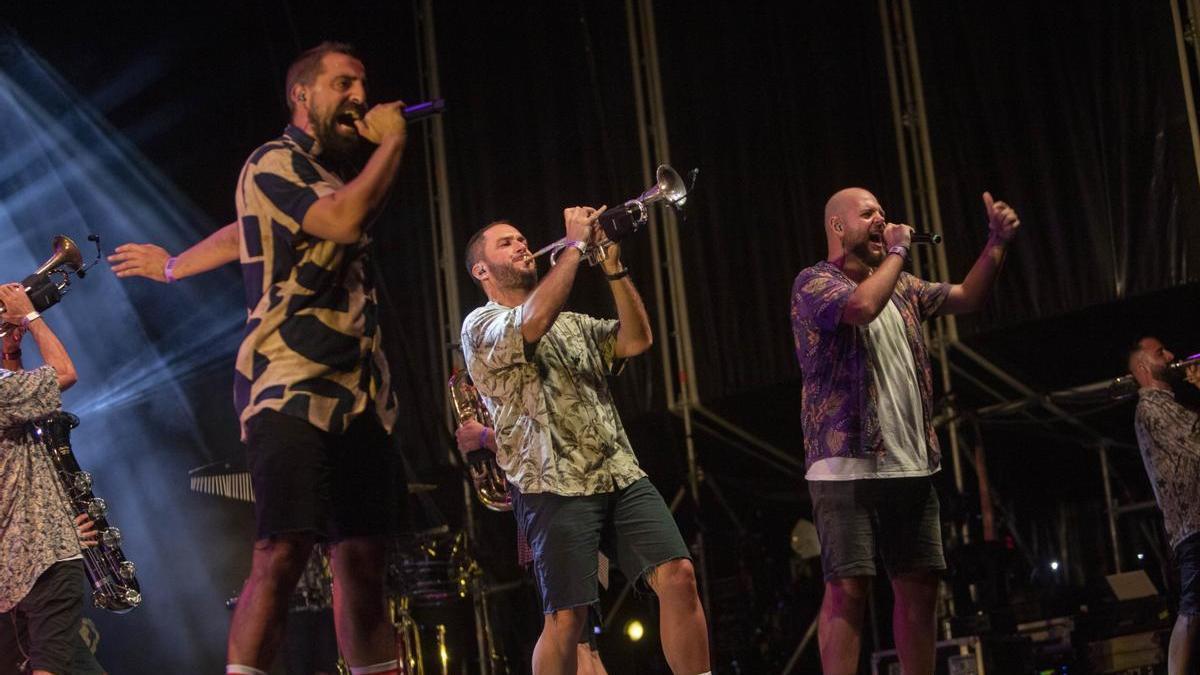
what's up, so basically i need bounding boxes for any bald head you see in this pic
[824,187,876,229]
[1129,336,1175,389]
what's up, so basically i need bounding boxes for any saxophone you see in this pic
[447,370,511,512]
[32,412,142,613]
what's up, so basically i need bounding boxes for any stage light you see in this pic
[1050,561,1060,571]
[1137,553,1145,560]
[624,619,645,642]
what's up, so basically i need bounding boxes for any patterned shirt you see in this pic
[790,260,950,471]
[233,125,397,439]
[1134,387,1200,550]
[461,301,646,496]
[0,366,79,612]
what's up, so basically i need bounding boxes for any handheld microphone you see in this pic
[402,99,446,122]
[911,231,942,245]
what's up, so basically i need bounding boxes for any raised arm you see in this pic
[940,192,1021,315]
[599,243,652,357]
[0,284,76,391]
[299,103,407,244]
[520,207,604,344]
[109,220,240,283]
[840,223,910,325]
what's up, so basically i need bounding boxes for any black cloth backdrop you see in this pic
[2,0,1195,471]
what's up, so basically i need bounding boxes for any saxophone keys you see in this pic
[101,527,122,547]
[86,498,107,520]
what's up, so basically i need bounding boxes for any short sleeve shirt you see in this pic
[461,301,646,496]
[233,125,397,439]
[0,366,79,612]
[790,260,950,471]
[1134,387,1200,550]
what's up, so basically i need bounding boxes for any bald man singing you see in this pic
[789,188,1020,674]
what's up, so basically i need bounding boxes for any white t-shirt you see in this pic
[806,300,935,481]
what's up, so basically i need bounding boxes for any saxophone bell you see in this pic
[448,370,512,512]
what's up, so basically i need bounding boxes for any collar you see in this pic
[1139,386,1175,400]
[283,124,317,156]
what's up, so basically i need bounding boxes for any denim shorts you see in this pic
[511,477,690,614]
[1176,531,1200,616]
[808,475,946,581]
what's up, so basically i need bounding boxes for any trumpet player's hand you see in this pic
[563,205,606,248]
[456,419,492,457]
[0,283,35,325]
[109,243,171,282]
[600,243,624,275]
[75,513,99,548]
[354,100,408,146]
[1186,364,1200,390]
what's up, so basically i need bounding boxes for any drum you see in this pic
[389,531,470,607]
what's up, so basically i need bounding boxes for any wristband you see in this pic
[164,256,179,283]
[479,426,489,450]
[887,244,909,260]
[605,267,630,281]
[2,350,20,360]
[21,311,41,328]
[563,240,588,257]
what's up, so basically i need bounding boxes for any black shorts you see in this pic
[1176,531,1200,616]
[0,560,89,675]
[245,409,398,542]
[808,475,946,582]
[511,477,690,615]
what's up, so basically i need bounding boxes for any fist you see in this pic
[882,222,912,250]
[983,192,1020,242]
[0,283,34,324]
[456,419,489,456]
[1186,364,1200,391]
[563,206,600,245]
[355,101,408,145]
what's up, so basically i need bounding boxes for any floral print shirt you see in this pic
[462,301,646,496]
[0,366,79,612]
[1134,387,1200,550]
[790,261,950,471]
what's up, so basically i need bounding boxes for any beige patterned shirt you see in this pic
[233,125,397,439]
[0,366,79,612]
[462,301,646,496]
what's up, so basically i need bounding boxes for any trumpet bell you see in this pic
[640,164,689,209]
[33,235,85,278]
[596,164,689,245]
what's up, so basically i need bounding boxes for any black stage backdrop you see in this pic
[1,0,1199,671]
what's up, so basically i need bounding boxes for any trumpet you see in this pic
[1,235,91,337]
[448,369,512,512]
[530,164,690,266]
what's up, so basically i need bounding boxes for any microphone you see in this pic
[402,99,446,122]
[911,231,942,245]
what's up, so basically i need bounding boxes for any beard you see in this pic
[849,238,886,267]
[489,260,537,291]
[310,102,365,164]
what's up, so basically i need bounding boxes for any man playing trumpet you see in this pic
[461,209,711,675]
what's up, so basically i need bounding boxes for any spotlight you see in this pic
[625,619,645,642]
[1137,553,1145,561]
[1050,561,1060,571]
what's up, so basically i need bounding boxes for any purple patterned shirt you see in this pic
[790,261,950,471]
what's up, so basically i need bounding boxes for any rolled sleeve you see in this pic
[0,366,61,428]
[793,266,856,333]
[462,304,532,398]
[579,315,620,373]
[903,273,951,321]
[250,149,337,234]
